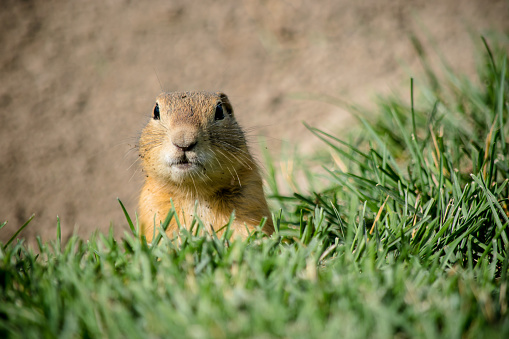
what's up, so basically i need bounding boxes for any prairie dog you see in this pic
[138,91,274,241]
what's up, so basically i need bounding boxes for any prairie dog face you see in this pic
[139,92,249,186]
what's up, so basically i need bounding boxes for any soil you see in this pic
[1,0,508,244]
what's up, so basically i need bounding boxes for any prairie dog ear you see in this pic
[216,92,234,116]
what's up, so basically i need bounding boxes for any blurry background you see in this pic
[1,0,508,243]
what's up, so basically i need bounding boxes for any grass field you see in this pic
[1,36,509,338]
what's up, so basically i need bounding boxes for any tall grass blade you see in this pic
[3,214,34,250]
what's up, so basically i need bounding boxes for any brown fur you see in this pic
[138,91,274,242]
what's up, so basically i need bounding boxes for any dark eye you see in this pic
[153,103,160,120]
[215,103,224,121]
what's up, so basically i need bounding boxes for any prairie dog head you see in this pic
[139,91,251,188]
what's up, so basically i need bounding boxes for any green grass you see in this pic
[1,36,509,338]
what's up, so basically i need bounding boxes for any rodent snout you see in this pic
[173,140,197,152]
[171,128,198,152]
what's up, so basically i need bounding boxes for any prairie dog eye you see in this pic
[215,103,224,121]
[153,103,160,120]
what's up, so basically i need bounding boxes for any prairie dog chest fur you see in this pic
[138,91,274,241]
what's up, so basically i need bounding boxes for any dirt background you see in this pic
[1,0,508,243]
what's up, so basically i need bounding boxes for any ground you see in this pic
[0,0,508,243]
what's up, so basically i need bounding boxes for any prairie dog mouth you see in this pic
[169,158,202,171]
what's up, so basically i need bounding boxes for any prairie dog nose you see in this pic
[172,128,198,151]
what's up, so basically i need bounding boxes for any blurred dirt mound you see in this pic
[1,0,508,243]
